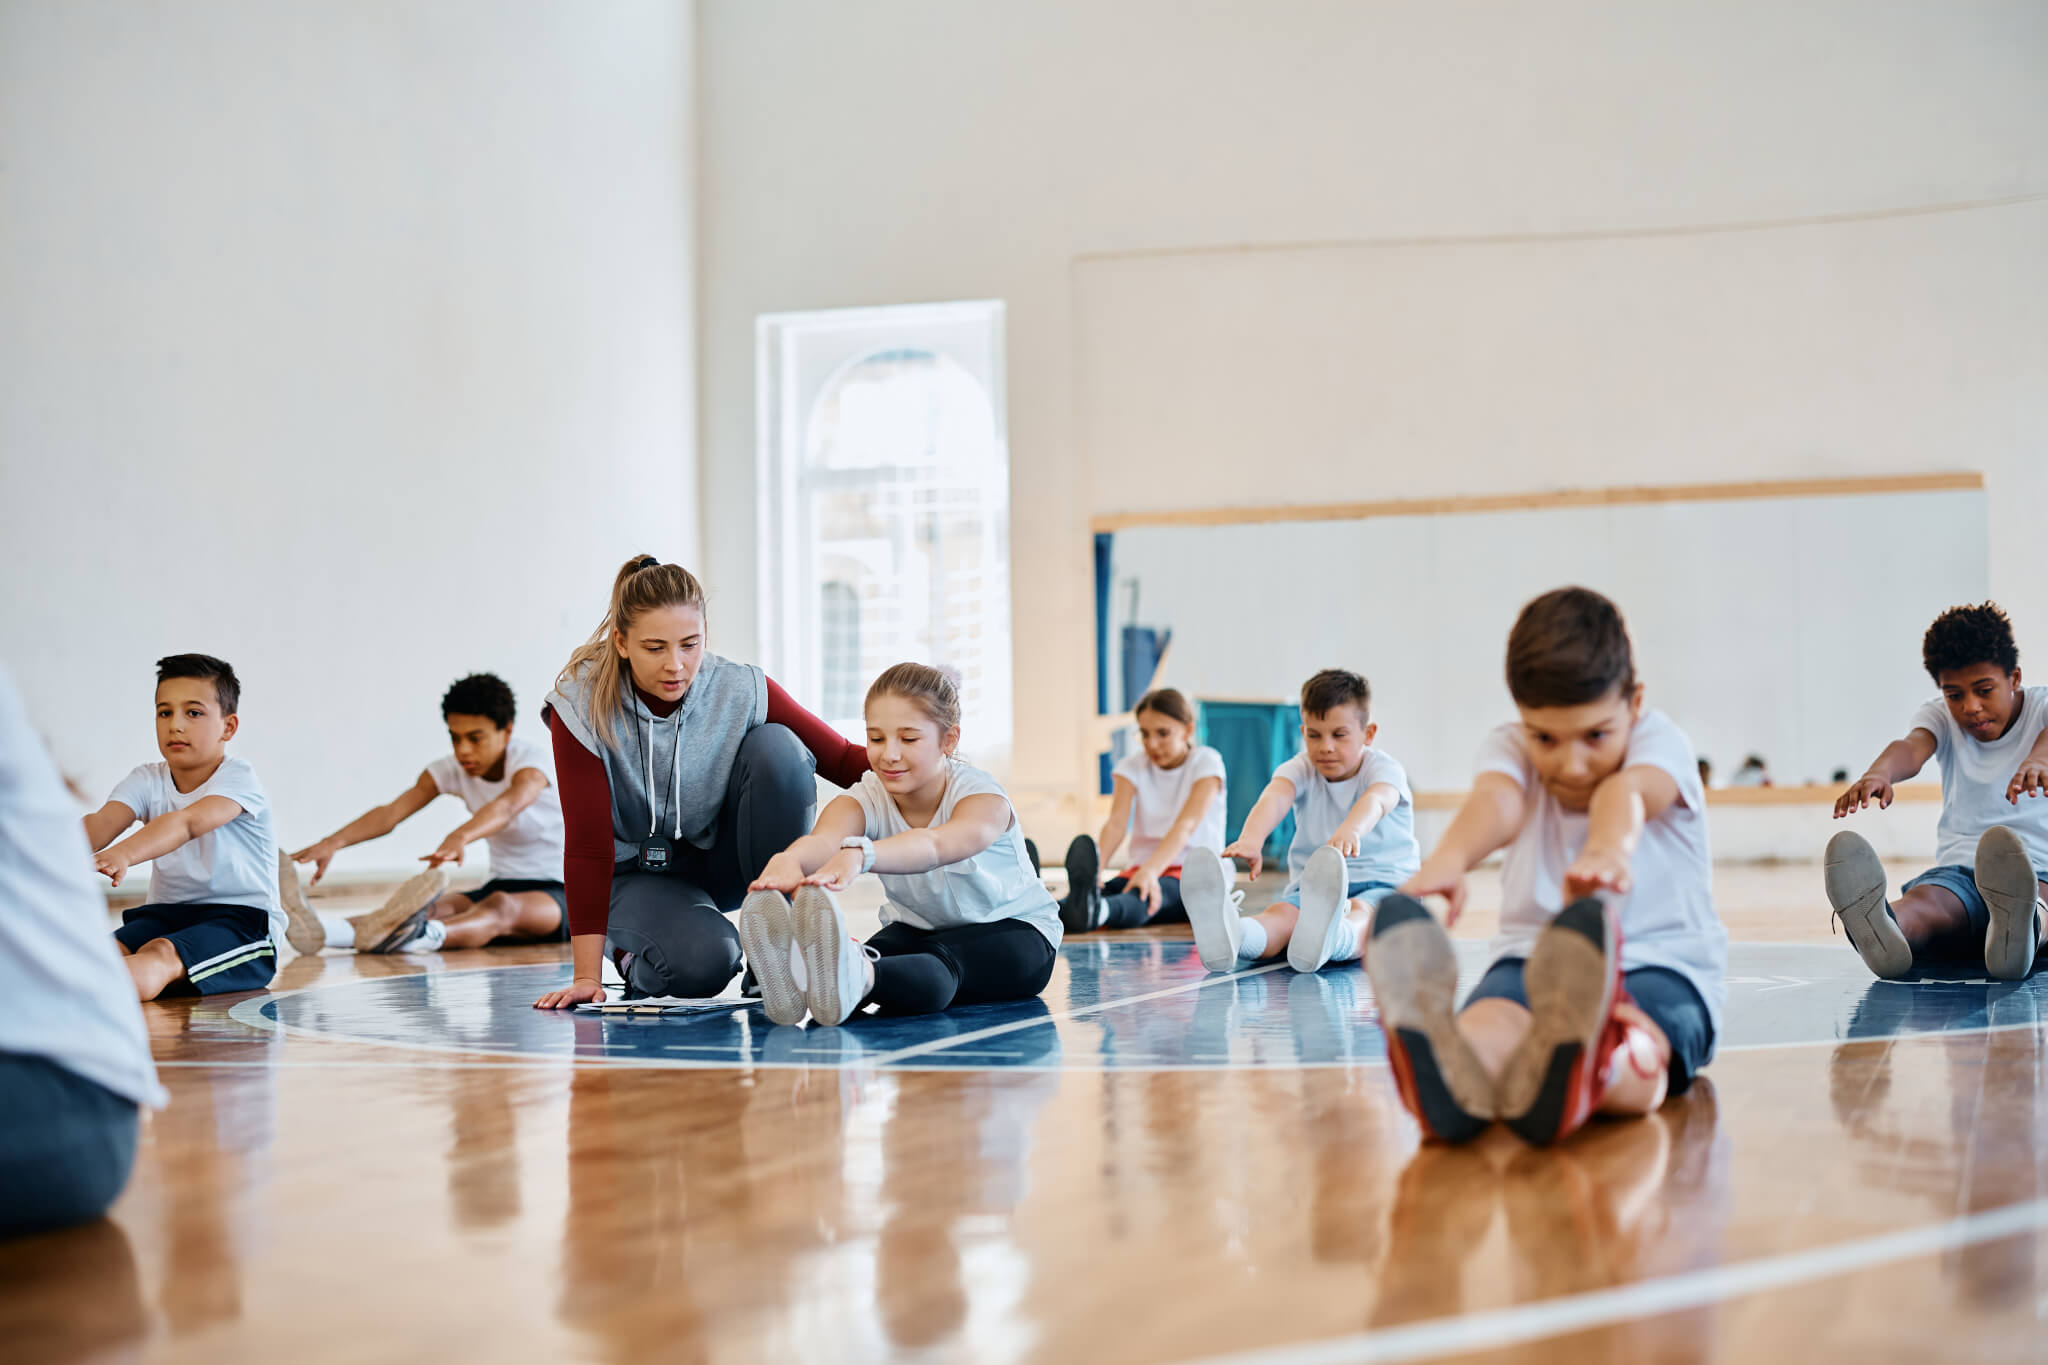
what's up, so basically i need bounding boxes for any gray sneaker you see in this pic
[276,849,326,957]
[351,867,450,954]
[1824,830,1911,979]
[1974,826,2042,982]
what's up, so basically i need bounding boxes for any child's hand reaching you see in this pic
[292,839,339,887]
[1220,838,1263,882]
[1326,826,1362,858]
[1399,857,1469,926]
[422,835,465,868]
[1834,774,1893,817]
[1125,867,1164,915]
[749,851,808,894]
[1563,844,1632,900]
[94,848,130,886]
[802,848,864,893]
[2008,759,2048,805]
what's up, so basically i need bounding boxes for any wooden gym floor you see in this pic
[6,862,2045,1364]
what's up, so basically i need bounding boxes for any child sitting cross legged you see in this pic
[740,663,1061,1026]
[1057,688,1226,933]
[82,655,284,1000]
[284,673,566,956]
[1826,602,2048,981]
[1181,669,1419,975]
[1366,588,1726,1146]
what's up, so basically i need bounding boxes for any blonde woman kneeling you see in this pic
[742,664,1063,1026]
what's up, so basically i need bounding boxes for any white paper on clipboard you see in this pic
[572,995,756,1016]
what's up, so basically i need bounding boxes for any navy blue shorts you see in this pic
[1463,958,1714,1095]
[1900,864,1991,933]
[114,903,275,996]
[466,878,570,941]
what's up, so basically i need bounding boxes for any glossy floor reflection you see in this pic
[9,865,2048,1364]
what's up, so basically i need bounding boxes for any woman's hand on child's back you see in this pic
[1399,858,1468,925]
[534,977,605,1010]
[2006,759,2048,805]
[802,849,864,892]
[1220,838,1263,882]
[1833,774,1893,817]
[750,851,809,894]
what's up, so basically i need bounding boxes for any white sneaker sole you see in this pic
[1975,826,2041,982]
[791,885,865,1026]
[1288,845,1350,974]
[1825,830,1911,979]
[740,890,807,1025]
[277,849,326,957]
[1181,849,1241,973]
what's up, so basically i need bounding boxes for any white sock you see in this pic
[1327,915,1365,964]
[401,919,448,953]
[320,913,355,950]
[1237,917,1268,960]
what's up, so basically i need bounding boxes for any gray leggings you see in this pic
[605,723,819,998]
[0,1053,139,1239]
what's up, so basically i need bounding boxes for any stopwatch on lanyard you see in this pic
[638,705,684,873]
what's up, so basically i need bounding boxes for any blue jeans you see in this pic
[1463,960,1715,1095]
[1901,864,1991,933]
[1276,879,1397,910]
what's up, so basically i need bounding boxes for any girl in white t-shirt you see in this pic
[741,663,1062,1027]
[1057,689,1226,934]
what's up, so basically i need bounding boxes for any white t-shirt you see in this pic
[1274,747,1421,890]
[850,760,1064,948]
[1910,686,2048,872]
[426,732,565,882]
[1111,744,1227,868]
[108,755,285,942]
[0,664,166,1109]
[1479,708,1727,1036]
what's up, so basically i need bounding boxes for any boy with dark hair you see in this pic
[82,655,284,1000]
[1181,667,1420,975]
[1366,587,1725,1146]
[1826,601,2048,981]
[284,672,566,955]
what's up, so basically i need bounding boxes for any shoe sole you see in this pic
[277,849,326,957]
[1059,835,1100,934]
[356,868,450,953]
[791,885,857,1026]
[1825,830,1911,979]
[1181,848,1241,972]
[740,891,807,1025]
[1976,826,2040,982]
[1288,845,1350,974]
[1498,898,1616,1146]
[1364,895,1493,1142]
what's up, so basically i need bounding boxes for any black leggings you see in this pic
[0,1053,139,1239]
[864,919,1058,1016]
[604,724,817,998]
[1101,874,1186,929]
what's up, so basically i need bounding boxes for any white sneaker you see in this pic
[1183,847,1246,972]
[791,885,876,1027]
[1288,845,1352,974]
[277,849,326,957]
[740,890,808,1025]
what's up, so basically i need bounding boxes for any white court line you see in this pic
[1186,1198,2048,1365]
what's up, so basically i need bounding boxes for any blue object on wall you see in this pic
[1119,626,1169,712]
[1094,533,1113,717]
[1197,700,1300,863]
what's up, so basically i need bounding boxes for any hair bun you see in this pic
[634,555,660,571]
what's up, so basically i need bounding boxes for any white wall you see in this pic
[0,0,696,874]
[698,0,2047,854]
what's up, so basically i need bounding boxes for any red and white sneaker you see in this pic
[1498,896,1628,1147]
[1365,894,1495,1143]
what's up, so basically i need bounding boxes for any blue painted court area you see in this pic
[247,940,2048,1071]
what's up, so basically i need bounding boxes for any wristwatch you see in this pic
[839,835,876,875]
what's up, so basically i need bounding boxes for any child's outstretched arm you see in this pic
[293,772,439,885]
[1124,775,1224,913]
[1327,783,1401,857]
[94,796,245,887]
[1220,776,1296,881]
[1563,765,1682,900]
[2006,727,2048,805]
[1096,779,1136,869]
[1834,728,1937,817]
[422,768,550,867]
[751,796,869,892]
[82,800,137,854]
[1401,773,1525,925]
[803,794,1014,892]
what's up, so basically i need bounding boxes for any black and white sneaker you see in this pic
[1059,835,1105,933]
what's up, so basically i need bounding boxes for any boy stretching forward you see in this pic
[285,673,566,955]
[1182,669,1419,975]
[1827,602,2048,981]
[83,655,284,1000]
[1366,588,1726,1145]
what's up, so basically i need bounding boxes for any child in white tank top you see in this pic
[740,663,1061,1027]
